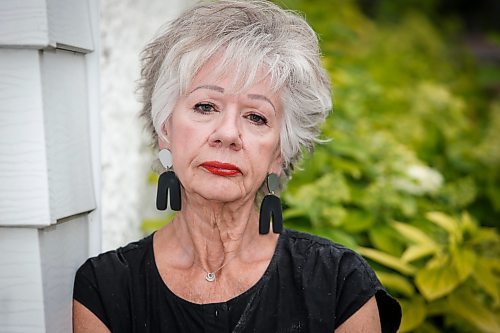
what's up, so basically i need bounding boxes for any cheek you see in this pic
[169,110,200,143]
[169,120,210,167]
[251,137,281,168]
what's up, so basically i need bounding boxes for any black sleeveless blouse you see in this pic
[73,229,401,332]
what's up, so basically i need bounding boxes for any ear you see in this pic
[158,135,168,150]
[269,150,283,176]
[158,120,170,150]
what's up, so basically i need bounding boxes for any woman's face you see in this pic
[161,62,282,204]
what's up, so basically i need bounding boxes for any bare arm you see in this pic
[73,300,111,333]
[335,296,381,333]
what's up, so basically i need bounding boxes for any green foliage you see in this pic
[275,0,500,331]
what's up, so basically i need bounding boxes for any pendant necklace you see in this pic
[173,225,238,282]
[200,255,237,282]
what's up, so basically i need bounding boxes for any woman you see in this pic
[73,1,401,332]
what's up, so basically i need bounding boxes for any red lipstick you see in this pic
[201,161,241,176]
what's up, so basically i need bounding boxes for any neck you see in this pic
[163,192,274,273]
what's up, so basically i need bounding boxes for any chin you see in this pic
[192,182,247,204]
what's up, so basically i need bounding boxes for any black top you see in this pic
[73,229,401,332]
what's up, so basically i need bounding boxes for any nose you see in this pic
[208,108,242,150]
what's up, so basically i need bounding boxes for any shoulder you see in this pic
[281,229,402,332]
[76,233,154,282]
[73,234,154,331]
[279,228,381,297]
[281,228,371,272]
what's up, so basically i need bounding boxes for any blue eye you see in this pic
[194,103,216,114]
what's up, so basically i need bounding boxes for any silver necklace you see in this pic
[200,255,237,282]
[172,226,238,282]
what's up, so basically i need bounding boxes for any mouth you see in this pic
[200,161,242,176]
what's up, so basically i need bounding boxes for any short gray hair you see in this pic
[139,0,332,176]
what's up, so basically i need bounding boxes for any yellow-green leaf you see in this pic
[283,207,307,219]
[416,263,461,301]
[392,221,436,245]
[459,211,477,233]
[376,271,414,297]
[399,296,427,332]
[451,247,476,282]
[470,227,500,245]
[401,244,438,263]
[473,256,500,305]
[342,211,375,233]
[358,247,416,275]
[368,226,403,256]
[426,211,457,234]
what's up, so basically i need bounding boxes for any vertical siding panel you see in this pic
[0,49,50,227]
[85,0,102,257]
[46,0,93,51]
[41,49,96,222]
[0,228,46,331]
[39,215,89,333]
[0,0,49,48]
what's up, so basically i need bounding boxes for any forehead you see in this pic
[185,55,278,97]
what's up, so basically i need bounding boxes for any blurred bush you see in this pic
[277,0,500,332]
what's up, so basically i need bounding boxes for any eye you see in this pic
[193,102,216,114]
[246,113,268,125]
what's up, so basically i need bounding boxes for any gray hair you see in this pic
[139,0,332,177]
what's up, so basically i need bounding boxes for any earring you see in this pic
[259,173,283,234]
[156,149,181,211]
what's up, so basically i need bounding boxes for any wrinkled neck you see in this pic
[169,192,264,272]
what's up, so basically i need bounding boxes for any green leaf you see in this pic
[401,244,438,263]
[321,206,347,228]
[425,212,458,234]
[392,220,437,245]
[472,256,500,305]
[450,246,476,282]
[399,296,427,332]
[440,177,478,209]
[282,207,308,220]
[416,258,461,301]
[322,228,358,249]
[358,247,416,275]
[331,157,362,179]
[341,210,375,233]
[376,271,415,297]
[459,211,477,234]
[469,227,500,245]
[369,225,403,256]
[447,288,500,333]
[426,298,449,316]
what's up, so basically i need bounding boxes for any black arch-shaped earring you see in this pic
[156,170,181,211]
[259,173,283,234]
[156,149,181,211]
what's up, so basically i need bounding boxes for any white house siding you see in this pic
[0,1,100,332]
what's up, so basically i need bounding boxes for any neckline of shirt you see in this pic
[149,229,287,307]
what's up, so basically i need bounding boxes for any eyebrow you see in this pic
[189,85,276,112]
[248,94,276,113]
[190,85,224,94]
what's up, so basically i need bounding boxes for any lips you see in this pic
[200,161,241,176]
